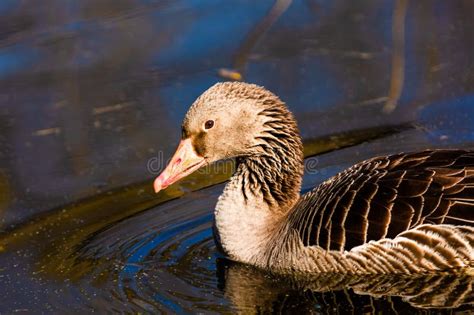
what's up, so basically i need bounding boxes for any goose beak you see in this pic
[153,138,206,193]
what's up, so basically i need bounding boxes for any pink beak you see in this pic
[153,138,206,193]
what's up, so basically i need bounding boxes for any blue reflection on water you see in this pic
[420,93,474,142]
[122,213,212,270]
[0,46,39,78]
[154,1,271,66]
[0,0,16,13]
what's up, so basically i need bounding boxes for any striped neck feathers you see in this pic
[235,103,304,212]
[212,89,304,263]
[213,101,304,263]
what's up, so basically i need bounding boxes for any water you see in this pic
[1,1,474,313]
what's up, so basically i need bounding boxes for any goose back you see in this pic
[289,149,474,252]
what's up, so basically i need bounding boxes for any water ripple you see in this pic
[70,186,229,313]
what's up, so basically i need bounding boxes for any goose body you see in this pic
[154,82,474,274]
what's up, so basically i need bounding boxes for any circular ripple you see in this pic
[72,185,231,313]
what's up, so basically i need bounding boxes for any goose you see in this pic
[153,82,474,274]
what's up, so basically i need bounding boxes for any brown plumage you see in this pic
[155,82,474,274]
[292,150,474,252]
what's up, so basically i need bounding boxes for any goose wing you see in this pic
[291,149,474,251]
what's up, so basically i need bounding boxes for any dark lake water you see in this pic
[0,1,473,313]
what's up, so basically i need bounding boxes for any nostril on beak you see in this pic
[175,158,182,165]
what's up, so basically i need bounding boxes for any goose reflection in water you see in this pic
[216,259,474,312]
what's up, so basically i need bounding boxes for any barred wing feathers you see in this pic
[291,150,474,252]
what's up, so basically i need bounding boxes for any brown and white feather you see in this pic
[181,82,474,274]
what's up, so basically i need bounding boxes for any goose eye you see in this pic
[204,120,214,130]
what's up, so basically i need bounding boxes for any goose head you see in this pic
[154,82,303,198]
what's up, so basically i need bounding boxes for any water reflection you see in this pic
[220,261,474,312]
